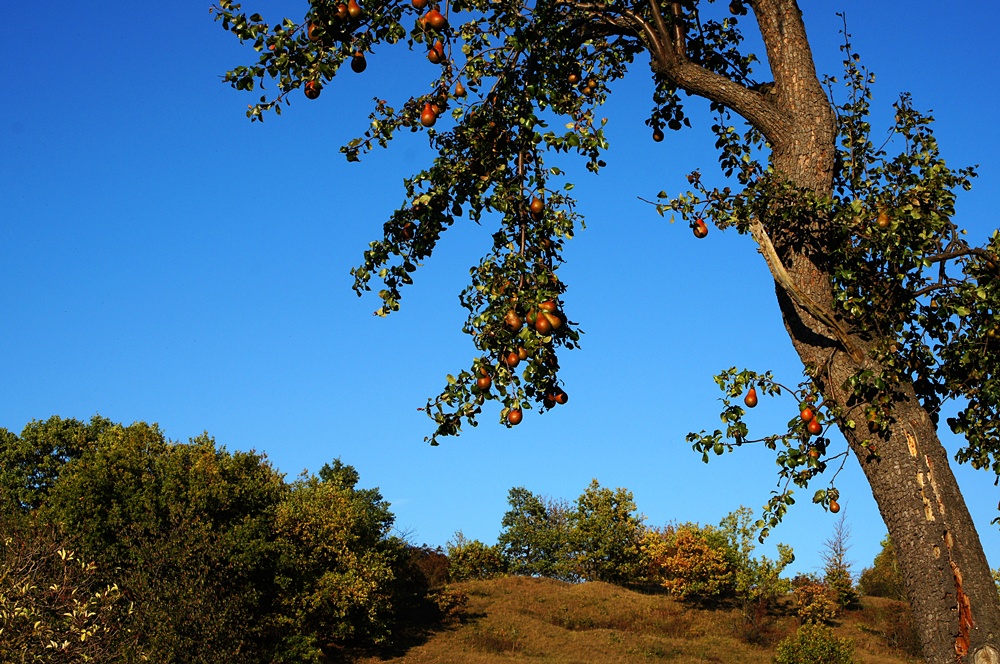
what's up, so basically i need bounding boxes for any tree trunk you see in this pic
[757,16,1000,662]
[648,1,1000,660]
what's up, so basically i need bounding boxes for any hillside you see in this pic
[355,576,923,663]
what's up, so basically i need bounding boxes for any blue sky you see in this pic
[2,1,998,575]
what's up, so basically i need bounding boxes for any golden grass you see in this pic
[354,576,923,663]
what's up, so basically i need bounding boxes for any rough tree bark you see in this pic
[640,1,1000,661]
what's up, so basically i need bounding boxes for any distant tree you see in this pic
[497,486,575,580]
[446,531,508,581]
[643,523,733,601]
[0,417,421,662]
[858,535,906,602]
[822,513,860,609]
[718,507,793,643]
[272,465,409,657]
[570,480,645,584]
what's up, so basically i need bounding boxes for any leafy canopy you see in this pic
[213,2,1000,526]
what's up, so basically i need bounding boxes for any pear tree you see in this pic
[212,0,1000,659]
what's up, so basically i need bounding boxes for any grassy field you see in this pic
[354,576,923,663]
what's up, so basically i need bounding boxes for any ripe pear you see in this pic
[534,312,552,334]
[420,102,437,127]
[304,81,321,99]
[503,309,523,332]
[744,387,758,408]
[530,197,544,218]
[693,218,709,238]
[348,0,364,19]
[350,52,367,73]
[507,408,523,425]
[425,8,447,30]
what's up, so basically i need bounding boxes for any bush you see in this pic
[794,582,838,625]
[448,532,508,581]
[774,623,855,664]
[644,524,733,601]
[858,536,906,601]
[0,514,140,662]
[857,600,922,657]
[1,417,425,663]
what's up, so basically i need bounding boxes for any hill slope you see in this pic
[357,576,922,663]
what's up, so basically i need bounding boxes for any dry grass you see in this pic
[352,576,924,663]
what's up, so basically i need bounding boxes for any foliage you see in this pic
[496,481,645,584]
[406,543,451,589]
[718,507,794,644]
[0,512,140,663]
[794,582,838,625]
[774,623,855,664]
[643,523,733,601]
[0,417,424,662]
[570,480,646,584]
[497,487,575,580]
[822,514,860,609]
[447,531,508,581]
[856,599,922,658]
[0,416,110,510]
[858,536,906,602]
[718,507,794,604]
[271,462,408,656]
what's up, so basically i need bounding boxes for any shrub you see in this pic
[858,536,906,601]
[794,582,838,625]
[0,514,140,662]
[857,600,922,658]
[774,623,855,664]
[644,524,733,601]
[448,531,508,581]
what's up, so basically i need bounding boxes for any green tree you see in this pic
[213,0,1000,658]
[272,464,408,658]
[0,417,421,662]
[858,535,906,602]
[570,479,645,584]
[497,486,575,580]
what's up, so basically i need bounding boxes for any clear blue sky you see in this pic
[2,0,997,576]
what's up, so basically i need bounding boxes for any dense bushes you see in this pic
[643,524,733,601]
[858,536,906,601]
[0,513,140,662]
[774,623,855,664]
[0,416,424,663]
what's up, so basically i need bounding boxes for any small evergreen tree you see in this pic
[822,514,860,609]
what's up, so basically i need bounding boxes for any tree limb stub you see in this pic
[750,218,864,362]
